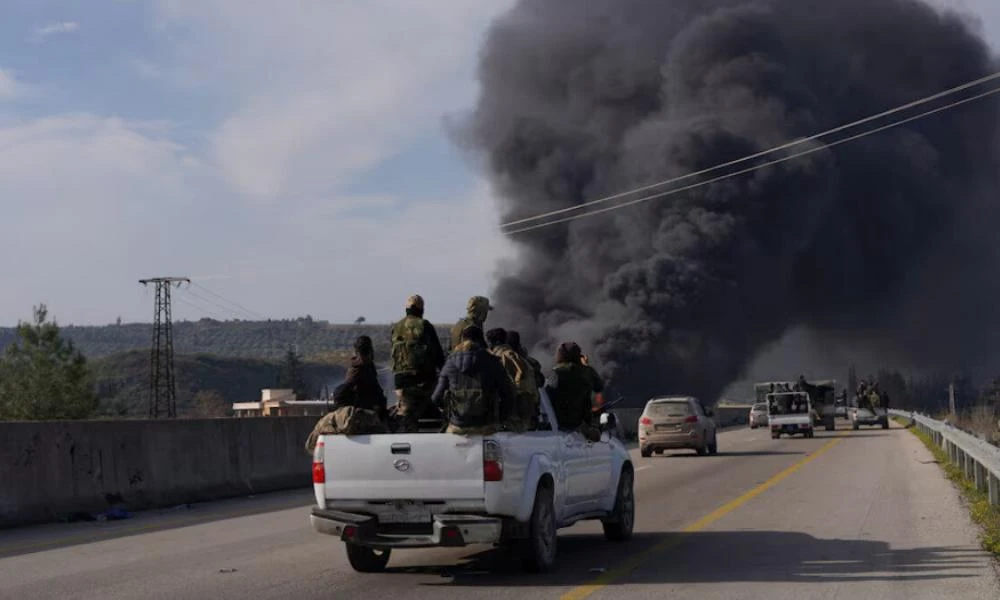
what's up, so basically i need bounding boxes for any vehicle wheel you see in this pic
[708,434,718,455]
[521,484,557,573]
[345,543,391,573]
[602,467,635,542]
[696,443,709,456]
[654,449,664,455]
[640,446,652,458]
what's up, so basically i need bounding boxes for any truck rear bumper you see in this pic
[310,506,503,549]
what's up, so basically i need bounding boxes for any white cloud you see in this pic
[0,112,517,326]
[152,0,516,202]
[0,69,33,102]
[3,1,526,325]
[34,21,80,38]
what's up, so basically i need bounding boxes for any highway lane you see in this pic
[1,421,997,599]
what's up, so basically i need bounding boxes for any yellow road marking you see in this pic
[561,436,845,600]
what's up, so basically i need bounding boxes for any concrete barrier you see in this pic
[0,416,316,528]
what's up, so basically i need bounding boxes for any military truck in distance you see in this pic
[754,379,838,432]
[766,391,814,438]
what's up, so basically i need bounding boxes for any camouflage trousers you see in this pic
[394,385,433,433]
[304,406,386,454]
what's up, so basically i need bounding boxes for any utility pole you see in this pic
[948,381,956,417]
[139,277,190,418]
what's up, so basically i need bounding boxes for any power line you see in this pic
[190,282,268,320]
[183,288,250,320]
[502,84,1000,235]
[139,277,189,419]
[173,295,228,321]
[188,280,278,358]
[501,69,1000,231]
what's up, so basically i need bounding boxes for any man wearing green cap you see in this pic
[449,296,493,352]
[390,294,446,432]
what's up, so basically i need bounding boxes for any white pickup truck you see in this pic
[309,391,635,573]
[767,391,815,439]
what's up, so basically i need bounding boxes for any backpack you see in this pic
[391,316,429,375]
[445,370,498,428]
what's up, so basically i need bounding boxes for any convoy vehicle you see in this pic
[754,379,837,431]
[749,402,768,428]
[309,390,635,574]
[637,396,718,457]
[850,405,889,430]
[766,391,814,438]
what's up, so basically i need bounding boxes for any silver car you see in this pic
[638,396,718,457]
[749,402,768,428]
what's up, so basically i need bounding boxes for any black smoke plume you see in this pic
[459,0,1000,405]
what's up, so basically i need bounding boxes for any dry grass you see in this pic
[895,417,1000,557]
[953,405,1000,446]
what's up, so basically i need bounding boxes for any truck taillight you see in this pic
[639,417,652,426]
[312,441,325,484]
[685,415,698,423]
[483,440,503,482]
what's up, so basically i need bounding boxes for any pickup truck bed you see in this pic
[310,391,635,573]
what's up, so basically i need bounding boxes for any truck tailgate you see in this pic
[322,433,484,500]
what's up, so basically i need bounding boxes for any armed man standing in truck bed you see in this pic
[390,295,446,433]
[432,325,516,434]
[449,296,493,351]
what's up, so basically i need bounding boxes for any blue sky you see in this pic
[0,0,519,326]
[0,0,997,327]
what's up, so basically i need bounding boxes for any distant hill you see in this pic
[92,350,352,417]
[0,317,398,362]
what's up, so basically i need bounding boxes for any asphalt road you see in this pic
[1,420,998,600]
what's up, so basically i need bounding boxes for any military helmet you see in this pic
[406,294,425,311]
[467,295,493,313]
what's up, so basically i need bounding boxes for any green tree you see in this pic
[0,305,98,420]
[278,346,308,399]
[189,389,230,418]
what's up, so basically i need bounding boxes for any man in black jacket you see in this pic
[432,325,515,434]
[332,335,388,419]
[305,335,387,453]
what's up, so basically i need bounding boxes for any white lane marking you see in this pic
[635,465,652,472]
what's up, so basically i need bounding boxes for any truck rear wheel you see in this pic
[345,543,391,573]
[602,467,635,542]
[522,483,557,573]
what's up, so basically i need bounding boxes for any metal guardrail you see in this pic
[889,409,1000,507]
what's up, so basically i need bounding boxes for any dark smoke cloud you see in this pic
[458,0,1000,405]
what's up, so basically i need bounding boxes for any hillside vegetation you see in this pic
[92,350,350,417]
[0,317,396,361]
